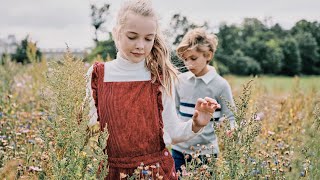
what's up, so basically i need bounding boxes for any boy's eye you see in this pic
[191,57,198,60]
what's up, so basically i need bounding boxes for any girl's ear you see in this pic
[112,27,119,48]
[112,27,118,41]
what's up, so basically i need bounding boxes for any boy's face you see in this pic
[116,12,156,63]
[182,49,211,77]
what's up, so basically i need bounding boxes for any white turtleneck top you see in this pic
[86,53,200,145]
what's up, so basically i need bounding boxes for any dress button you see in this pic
[164,151,169,156]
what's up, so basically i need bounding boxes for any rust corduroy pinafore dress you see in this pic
[91,62,177,179]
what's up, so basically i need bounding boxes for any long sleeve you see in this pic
[174,82,180,115]
[217,82,236,129]
[161,86,201,145]
[86,64,99,126]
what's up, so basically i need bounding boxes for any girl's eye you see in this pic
[145,38,153,42]
[191,57,197,60]
[127,36,136,40]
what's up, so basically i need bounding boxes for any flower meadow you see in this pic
[1,52,319,179]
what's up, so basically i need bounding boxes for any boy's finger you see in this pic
[192,110,199,120]
[196,98,206,104]
[204,97,217,104]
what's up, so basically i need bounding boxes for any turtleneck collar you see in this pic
[103,52,151,82]
[115,52,146,71]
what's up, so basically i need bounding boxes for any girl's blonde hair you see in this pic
[176,28,219,62]
[113,0,177,95]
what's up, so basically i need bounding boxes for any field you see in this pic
[0,55,319,179]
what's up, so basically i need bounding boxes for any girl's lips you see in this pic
[131,52,144,56]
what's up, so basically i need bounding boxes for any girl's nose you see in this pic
[135,40,144,49]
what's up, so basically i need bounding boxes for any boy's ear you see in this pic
[205,51,213,61]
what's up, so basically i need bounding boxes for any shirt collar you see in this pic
[186,66,217,84]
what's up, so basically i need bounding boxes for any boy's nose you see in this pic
[185,61,192,67]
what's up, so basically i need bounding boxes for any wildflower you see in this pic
[28,139,35,144]
[28,166,42,172]
[0,135,6,140]
[268,131,275,135]
[20,129,30,133]
[41,152,49,161]
[81,151,87,157]
[196,157,201,164]
[142,170,148,175]
[184,154,190,159]
[251,169,260,175]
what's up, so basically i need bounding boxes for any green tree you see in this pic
[280,37,301,76]
[90,3,111,43]
[291,20,320,47]
[241,18,267,40]
[168,13,208,46]
[11,36,42,64]
[227,50,261,75]
[244,38,283,74]
[295,32,320,74]
[270,23,288,38]
[217,23,242,56]
[86,32,117,61]
[87,3,116,62]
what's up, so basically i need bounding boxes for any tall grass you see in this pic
[1,51,320,179]
[0,49,108,179]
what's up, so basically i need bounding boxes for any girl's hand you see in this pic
[192,97,221,132]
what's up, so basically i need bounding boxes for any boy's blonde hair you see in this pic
[176,28,219,62]
[113,0,177,95]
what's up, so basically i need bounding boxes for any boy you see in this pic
[172,28,235,172]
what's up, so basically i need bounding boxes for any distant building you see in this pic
[1,34,91,60]
[41,48,92,60]
[0,34,18,55]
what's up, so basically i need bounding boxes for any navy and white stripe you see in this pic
[179,102,221,121]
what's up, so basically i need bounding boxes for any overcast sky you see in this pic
[1,0,319,49]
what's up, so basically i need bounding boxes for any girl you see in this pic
[86,0,220,179]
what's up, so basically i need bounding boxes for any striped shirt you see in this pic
[172,66,235,155]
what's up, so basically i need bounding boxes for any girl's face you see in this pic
[182,49,211,77]
[116,12,157,63]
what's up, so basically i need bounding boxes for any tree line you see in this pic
[2,3,320,76]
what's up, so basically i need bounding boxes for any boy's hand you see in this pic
[192,97,221,132]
